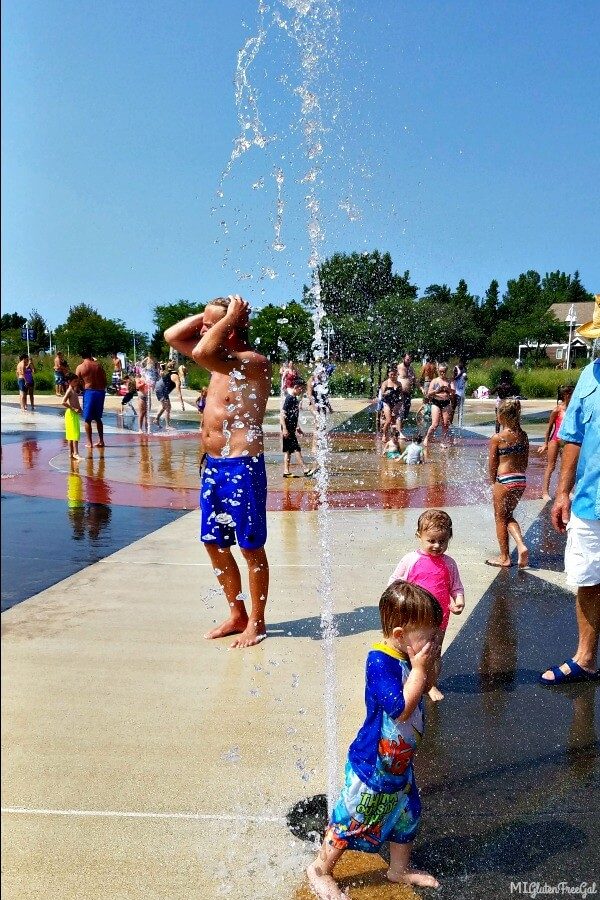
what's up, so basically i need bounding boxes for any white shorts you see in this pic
[565,513,600,588]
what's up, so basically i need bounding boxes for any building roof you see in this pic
[549,302,595,326]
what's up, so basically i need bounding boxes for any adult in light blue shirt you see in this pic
[541,301,600,686]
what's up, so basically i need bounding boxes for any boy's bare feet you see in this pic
[387,868,439,888]
[306,862,349,900]
[428,685,444,702]
[204,615,248,641]
[94,442,105,448]
[485,556,512,568]
[229,620,267,649]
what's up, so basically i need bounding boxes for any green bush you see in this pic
[329,371,370,396]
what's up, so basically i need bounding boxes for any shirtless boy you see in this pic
[165,296,272,649]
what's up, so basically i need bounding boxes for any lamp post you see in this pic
[132,331,137,365]
[565,304,577,370]
[325,322,334,359]
[45,328,53,354]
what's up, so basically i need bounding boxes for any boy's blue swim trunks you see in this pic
[200,454,267,550]
[325,759,421,852]
[82,389,105,423]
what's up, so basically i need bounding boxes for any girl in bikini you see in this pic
[424,363,454,447]
[487,398,529,568]
[537,384,574,502]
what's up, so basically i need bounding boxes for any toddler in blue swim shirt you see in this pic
[307,580,442,898]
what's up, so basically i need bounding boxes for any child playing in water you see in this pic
[487,398,530,568]
[281,378,313,477]
[382,428,403,459]
[537,385,574,501]
[389,510,465,702]
[307,580,442,898]
[62,373,83,460]
[399,433,425,465]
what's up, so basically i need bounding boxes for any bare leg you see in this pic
[381,406,392,441]
[203,544,248,639]
[427,643,444,701]
[229,546,269,649]
[306,839,348,900]
[440,410,451,445]
[424,405,441,447]
[387,841,439,888]
[84,421,93,449]
[507,518,528,567]
[541,441,560,500]
[283,451,291,476]
[487,485,524,567]
[541,585,600,680]
[95,419,105,448]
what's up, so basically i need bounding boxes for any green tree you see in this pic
[477,279,500,337]
[1,312,27,330]
[53,304,131,358]
[151,300,204,360]
[452,279,478,314]
[307,251,401,320]
[423,284,453,304]
[490,272,564,357]
[249,301,314,362]
[308,251,418,362]
[567,270,594,304]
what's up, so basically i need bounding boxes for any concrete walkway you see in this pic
[2,396,597,899]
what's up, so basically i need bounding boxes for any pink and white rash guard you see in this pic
[388,551,464,631]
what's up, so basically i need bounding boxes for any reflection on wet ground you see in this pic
[0,426,547,512]
[1,492,184,612]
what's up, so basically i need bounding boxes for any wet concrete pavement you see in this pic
[1,394,598,899]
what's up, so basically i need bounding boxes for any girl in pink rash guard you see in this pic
[389,509,465,702]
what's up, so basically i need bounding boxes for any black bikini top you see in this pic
[498,441,527,456]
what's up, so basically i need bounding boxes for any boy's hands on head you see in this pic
[224,295,251,330]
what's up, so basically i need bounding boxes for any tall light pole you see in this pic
[325,322,334,359]
[132,331,137,364]
[565,304,577,370]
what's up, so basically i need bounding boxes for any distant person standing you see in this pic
[280,360,299,407]
[76,350,107,448]
[419,359,437,398]
[178,363,188,389]
[111,352,123,388]
[281,378,313,477]
[450,359,468,426]
[154,362,184,429]
[16,354,35,411]
[53,351,68,396]
[397,353,416,426]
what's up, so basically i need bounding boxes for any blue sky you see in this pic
[2,0,599,339]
